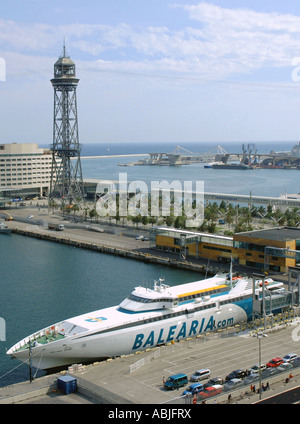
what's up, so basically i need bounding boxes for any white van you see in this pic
[190,368,211,382]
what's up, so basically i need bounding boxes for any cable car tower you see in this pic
[49,45,85,208]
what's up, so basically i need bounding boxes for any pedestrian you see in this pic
[266,382,270,390]
[289,373,293,381]
[250,384,253,392]
[261,383,265,392]
[228,394,232,403]
[252,384,256,393]
[162,376,166,385]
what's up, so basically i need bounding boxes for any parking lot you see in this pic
[2,309,300,404]
[59,321,300,404]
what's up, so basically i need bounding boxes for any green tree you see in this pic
[89,208,97,221]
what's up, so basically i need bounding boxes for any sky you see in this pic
[2,0,300,145]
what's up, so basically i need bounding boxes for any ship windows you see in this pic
[178,287,226,303]
[127,294,174,304]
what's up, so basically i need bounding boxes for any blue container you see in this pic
[57,375,77,395]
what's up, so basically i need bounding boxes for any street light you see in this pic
[254,330,267,400]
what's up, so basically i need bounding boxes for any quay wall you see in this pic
[11,228,212,275]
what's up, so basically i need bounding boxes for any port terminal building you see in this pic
[150,226,300,273]
[0,143,53,202]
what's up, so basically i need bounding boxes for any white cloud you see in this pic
[175,2,300,72]
[3,2,300,144]
[2,3,300,81]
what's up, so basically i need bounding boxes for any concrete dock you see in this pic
[0,203,288,279]
[1,321,300,405]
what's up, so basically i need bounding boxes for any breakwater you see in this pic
[11,228,214,275]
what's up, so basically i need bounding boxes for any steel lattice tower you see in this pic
[49,46,85,207]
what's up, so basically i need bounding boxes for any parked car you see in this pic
[164,373,188,390]
[266,357,284,368]
[225,369,247,381]
[249,364,266,374]
[283,353,298,363]
[190,368,211,382]
[182,383,204,396]
[277,362,293,372]
[261,368,278,379]
[223,378,244,392]
[243,373,260,385]
[292,357,300,368]
[197,385,223,399]
[136,235,144,240]
[204,377,224,388]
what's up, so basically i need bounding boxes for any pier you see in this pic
[118,142,300,168]
[204,192,300,209]
[1,319,300,404]
[9,226,213,275]
[120,145,230,166]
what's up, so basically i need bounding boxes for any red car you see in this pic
[266,357,284,368]
[197,385,223,399]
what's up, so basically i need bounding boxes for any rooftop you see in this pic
[234,227,300,242]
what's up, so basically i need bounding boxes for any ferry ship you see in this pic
[7,274,286,370]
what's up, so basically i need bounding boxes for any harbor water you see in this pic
[0,233,202,388]
[1,140,299,388]
[80,141,300,197]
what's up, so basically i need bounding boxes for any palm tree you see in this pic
[72,204,80,220]
[225,204,235,229]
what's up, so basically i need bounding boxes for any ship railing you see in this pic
[13,326,62,352]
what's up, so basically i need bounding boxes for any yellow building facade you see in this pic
[151,227,300,273]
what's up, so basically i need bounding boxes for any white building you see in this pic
[0,143,54,198]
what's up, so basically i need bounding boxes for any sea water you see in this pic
[0,233,201,387]
[79,141,300,197]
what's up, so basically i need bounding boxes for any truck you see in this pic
[48,224,65,231]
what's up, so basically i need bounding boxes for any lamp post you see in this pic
[255,330,267,400]
[29,340,33,383]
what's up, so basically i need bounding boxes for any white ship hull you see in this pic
[9,303,246,370]
[7,275,284,370]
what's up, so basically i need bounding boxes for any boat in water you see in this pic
[212,163,253,170]
[204,162,223,168]
[7,274,287,370]
[0,222,11,233]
